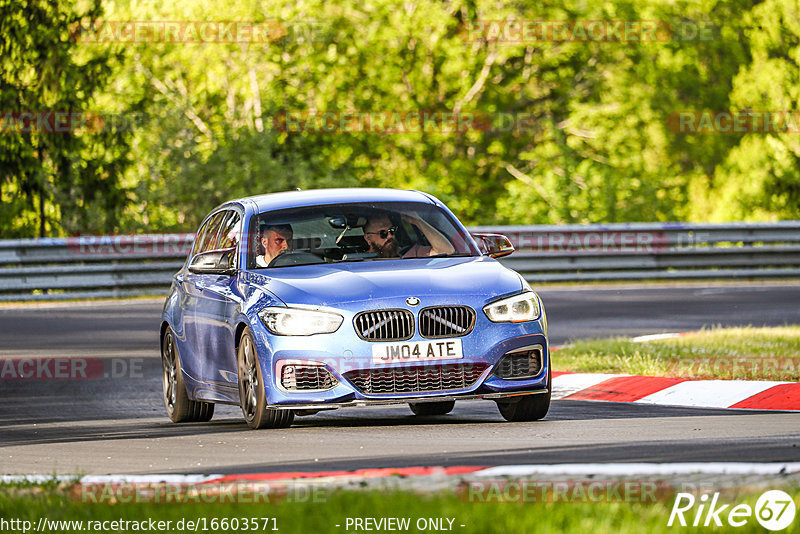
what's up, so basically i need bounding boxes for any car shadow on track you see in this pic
[296,400,759,428]
[0,400,765,449]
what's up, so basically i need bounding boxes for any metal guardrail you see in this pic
[0,234,192,301]
[1,222,799,300]
[471,221,800,282]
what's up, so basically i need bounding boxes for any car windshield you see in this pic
[247,201,478,269]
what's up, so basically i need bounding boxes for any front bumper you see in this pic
[249,303,550,408]
[265,388,550,411]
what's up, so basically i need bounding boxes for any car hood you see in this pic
[241,256,523,308]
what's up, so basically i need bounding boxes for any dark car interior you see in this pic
[247,203,468,269]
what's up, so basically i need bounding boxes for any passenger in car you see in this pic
[257,224,293,267]
[363,213,454,258]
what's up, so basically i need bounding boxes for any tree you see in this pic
[0,0,134,237]
[707,0,800,220]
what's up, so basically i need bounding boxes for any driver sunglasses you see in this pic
[366,226,398,239]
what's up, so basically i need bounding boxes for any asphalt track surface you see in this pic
[1,282,799,475]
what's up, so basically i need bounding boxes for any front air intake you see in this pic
[344,363,488,394]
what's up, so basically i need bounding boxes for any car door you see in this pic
[174,212,223,384]
[184,209,243,390]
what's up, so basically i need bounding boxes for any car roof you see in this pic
[234,188,437,213]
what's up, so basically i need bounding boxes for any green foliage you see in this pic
[2,0,799,236]
[0,0,137,237]
[706,0,800,221]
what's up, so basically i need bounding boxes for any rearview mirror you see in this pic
[188,248,237,275]
[328,215,367,229]
[471,233,515,258]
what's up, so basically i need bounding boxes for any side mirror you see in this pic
[471,233,515,259]
[188,248,237,275]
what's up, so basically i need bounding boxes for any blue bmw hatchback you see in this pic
[161,188,550,429]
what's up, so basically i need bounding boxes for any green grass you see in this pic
[552,326,800,380]
[1,483,797,533]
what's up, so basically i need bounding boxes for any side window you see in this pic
[217,211,241,249]
[192,218,213,257]
[196,212,227,254]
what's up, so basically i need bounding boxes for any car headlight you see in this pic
[259,307,343,336]
[483,291,541,323]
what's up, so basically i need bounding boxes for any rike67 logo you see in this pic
[668,490,796,531]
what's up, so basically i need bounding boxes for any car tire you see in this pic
[237,327,294,430]
[409,401,455,416]
[496,372,551,422]
[161,327,215,423]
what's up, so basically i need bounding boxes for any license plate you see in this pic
[372,339,463,365]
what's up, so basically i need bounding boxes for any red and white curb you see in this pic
[551,331,799,411]
[0,467,485,486]
[552,372,800,411]
[470,463,800,477]
[4,463,800,486]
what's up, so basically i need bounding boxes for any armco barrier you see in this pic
[1,222,799,301]
[471,221,800,282]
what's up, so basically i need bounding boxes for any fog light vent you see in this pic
[493,345,543,379]
[280,365,337,391]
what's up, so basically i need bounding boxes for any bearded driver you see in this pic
[256,224,293,267]
[363,212,455,258]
